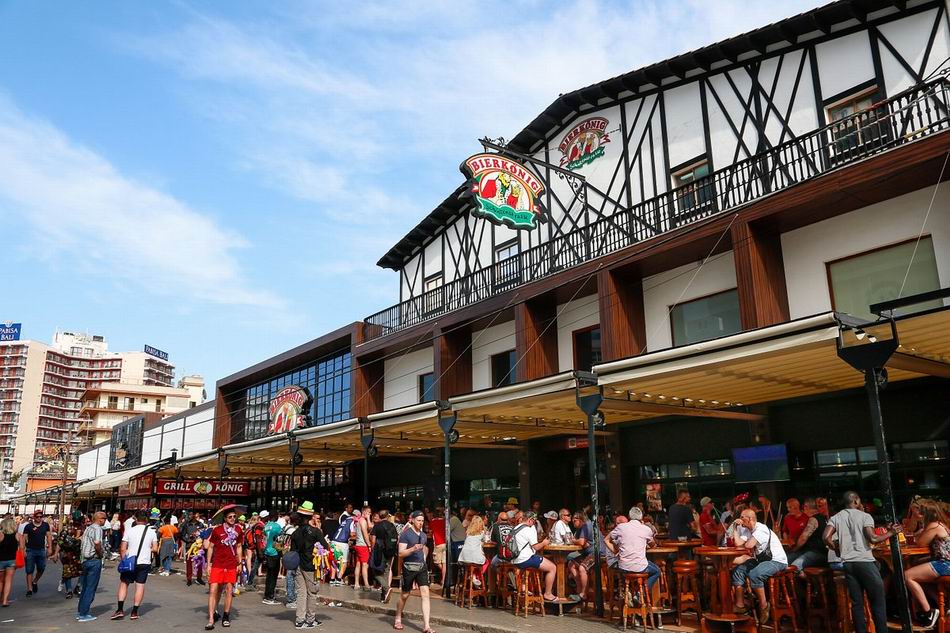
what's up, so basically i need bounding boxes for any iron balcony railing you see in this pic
[363,77,950,342]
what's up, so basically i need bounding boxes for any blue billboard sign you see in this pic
[144,344,169,361]
[0,323,21,341]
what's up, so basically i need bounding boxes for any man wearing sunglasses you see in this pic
[205,510,244,630]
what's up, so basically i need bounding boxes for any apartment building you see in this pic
[0,330,182,485]
[76,381,200,446]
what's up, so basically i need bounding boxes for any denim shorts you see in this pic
[932,559,950,577]
[514,554,543,570]
[25,548,47,575]
[0,560,14,570]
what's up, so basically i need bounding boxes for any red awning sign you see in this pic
[155,479,250,497]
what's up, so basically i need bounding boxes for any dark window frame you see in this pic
[572,325,602,371]
[668,287,741,348]
[490,349,517,388]
[418,372,435,403]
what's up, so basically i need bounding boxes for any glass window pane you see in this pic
[828,238,941,320]
[670,289,741,346]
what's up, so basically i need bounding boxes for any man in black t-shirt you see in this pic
[290,503,330,628]
[370,510,398,603]
[667,490,697,540]
[20,510,52,596]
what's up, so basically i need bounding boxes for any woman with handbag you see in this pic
[0,517,19,607]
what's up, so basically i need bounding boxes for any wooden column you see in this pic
[434,326,472,400]
[351,354,384,417]
[605,430,624,511]
[732,220,790,330]
[213,388,232,448]
[514,297,559,382]
[597,268,647,362]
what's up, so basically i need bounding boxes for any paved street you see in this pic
[0,561,471,633]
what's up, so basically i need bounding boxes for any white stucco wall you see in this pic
[471,321,517,391]
[556,295,600,372]
[642,251,738,352]
[383,347,434,410]
[782,185,950,319]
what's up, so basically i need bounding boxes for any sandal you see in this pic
[393,623,404,631]
[205,624,215,631]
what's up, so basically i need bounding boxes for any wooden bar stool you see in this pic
[621,572,657,630]
[767,566,800,632]
[456,563,488,609]
[803,568,833,633]
[494,563,515,610]
[673,559,702,626]
[582,562,611,615]
[653,557,672,610]
[514,567,545,617]
[833,570,875,633]
[937,576,950,633]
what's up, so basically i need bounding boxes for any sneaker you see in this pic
[920,609,939,629]
[32,583,38,594]
[110,611,125,620]
[295,622,315,629]
[25,591,33,597]
[77,615,98,622]
[759,603,770,625]
[262,598,279,606]
[286,602,297,609]
[196,578,206,586]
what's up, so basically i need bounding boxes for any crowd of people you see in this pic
[0,490,946,631]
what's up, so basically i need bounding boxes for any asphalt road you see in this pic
[1,561,464,633]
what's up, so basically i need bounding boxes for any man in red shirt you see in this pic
[429,508,446,586]
[698,497,724,547]
[205,509,244,630]
[781,498,808,544]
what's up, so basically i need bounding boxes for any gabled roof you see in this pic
[377,0,905,270]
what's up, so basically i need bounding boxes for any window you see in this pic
[670,289,741,346]
[418,372,435,402]
[155,400,161,412]
[490,350,517,388]
[125,397,135,410]
[107,396,118,409]
[494,239,521,289]
[672,159,714,215]
[573,326,602,371]
[827,237,941,320]
[424,274,443,314]
[826,86,888,156]
[140,398,148,404]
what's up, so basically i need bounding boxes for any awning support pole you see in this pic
[576,379,605,619]
[835,317,912,633]
[289,433,301,509]
[359,418,375,507]
[216,449,228,506]
[439,413,458,600]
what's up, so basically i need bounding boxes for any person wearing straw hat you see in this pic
[290,501,330,629]
[205,507,244,630]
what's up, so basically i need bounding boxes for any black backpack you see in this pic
[380,522,398,558]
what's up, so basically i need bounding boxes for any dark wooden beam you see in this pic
[887,353,950,379]
[514,296,559,382]
[731,219,791,329]
[598,268,646,362]
[351,353,385,417]
[778,24,798,45]
[690,52,712,72]
[602,397,767,422]
[716,43,738,63]
[746,34,767,55]
[434,325,472,400]
[810,13,832,34]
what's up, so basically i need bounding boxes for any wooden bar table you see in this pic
[542,544,582,615]
[647,546,678,614]
[482,542,497,601]
[660,538,703,560]
[694,546,754,632]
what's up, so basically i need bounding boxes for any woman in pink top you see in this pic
[605,507,660,590]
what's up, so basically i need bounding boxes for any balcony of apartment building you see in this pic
[362,78,950,344]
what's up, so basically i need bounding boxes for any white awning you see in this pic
[75,463,157,494]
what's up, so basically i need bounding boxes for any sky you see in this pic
[0,0,826,388]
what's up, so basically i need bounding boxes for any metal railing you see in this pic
[363,78,950,342]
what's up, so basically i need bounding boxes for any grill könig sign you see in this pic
[156,479,250,497]
[268,385,312,435]
[460,154,546,230]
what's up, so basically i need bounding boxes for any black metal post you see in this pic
[170,448,179,517]
[576,382,604,618]
[217,449,227,506]
[289,434,300,509]
[835,317,912,633]
[439,414,457,599]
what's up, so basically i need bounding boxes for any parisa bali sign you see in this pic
[0,322,21,341]
[559,117,611,170]
[460,154,546,230]
[268,385,312,434]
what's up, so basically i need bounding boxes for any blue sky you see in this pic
[0,0,823,388]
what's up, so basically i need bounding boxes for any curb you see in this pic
[319,596,523,633]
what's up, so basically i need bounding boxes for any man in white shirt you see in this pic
[511,512,557,602]
[112,510,159,621]
[731,508,788,623]
[551,509,574,545]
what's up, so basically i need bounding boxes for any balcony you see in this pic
[362,78,950,342]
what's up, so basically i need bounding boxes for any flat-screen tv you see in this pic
[732,443,790,483]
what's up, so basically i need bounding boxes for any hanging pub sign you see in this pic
[267,385,312,435]
[460,153,546,230]
[559,117,611,170]
[155,479,251,497]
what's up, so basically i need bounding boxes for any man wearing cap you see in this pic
[394,511,432,633]
[20,509,52,596]
[698,497,723,547]
[290,501,330,629]
[205,508,244,629]
[260,511,282,605]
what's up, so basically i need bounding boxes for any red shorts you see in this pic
[354,545,370,564]
[209,566,238,585]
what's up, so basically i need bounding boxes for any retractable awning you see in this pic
[595,309,950,411]
[75,463,159,495]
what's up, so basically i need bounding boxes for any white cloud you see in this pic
[0,95,281,309]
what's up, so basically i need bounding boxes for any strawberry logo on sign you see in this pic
[267,386,312,435]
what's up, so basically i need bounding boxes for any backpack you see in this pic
[369,541,387,573]
[498,525,526,561]
[380,522,399,558]
[333,517,353,543]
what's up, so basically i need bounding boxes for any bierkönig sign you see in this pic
[460,154,546,230]
[268,385,312,434]
[156,479,250,497]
